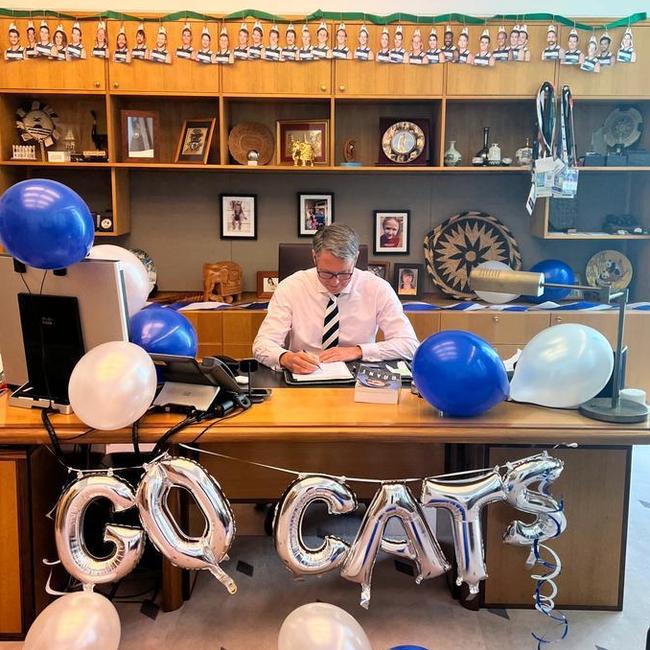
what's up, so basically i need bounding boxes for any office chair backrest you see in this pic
[278,243,369,281]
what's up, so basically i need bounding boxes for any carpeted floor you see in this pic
[3,446,649,650]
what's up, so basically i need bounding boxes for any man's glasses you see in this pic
[316,269,353,281]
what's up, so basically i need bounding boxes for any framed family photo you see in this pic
[220,194,257,239]
[277,119,330,165]
[121,110,159,162]
[257,271,279,299]
[374,210,410,254]
[297,192,334,237]
[367,261,390,281]
[394,263,423,299]
[175,118,216,164]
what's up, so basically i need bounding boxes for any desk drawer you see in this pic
[440,312,550,345]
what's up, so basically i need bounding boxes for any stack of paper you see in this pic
[291,361,353,382]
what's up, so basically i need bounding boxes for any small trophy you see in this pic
[247,149,259,166]
[340,138,362,166]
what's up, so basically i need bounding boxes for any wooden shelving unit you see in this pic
[0,16,649,240]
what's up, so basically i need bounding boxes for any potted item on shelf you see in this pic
[121,110,159,162]
[175,118,216,164]
[444,140,462,166]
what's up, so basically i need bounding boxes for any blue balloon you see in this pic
[525,259,575,303]
[0,179,94,269]
[130,306,198,357]
[413,331,509,417]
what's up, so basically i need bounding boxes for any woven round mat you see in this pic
[228,122,275,165]
[424,211,522,300]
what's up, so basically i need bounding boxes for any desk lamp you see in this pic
[470,266,648,424]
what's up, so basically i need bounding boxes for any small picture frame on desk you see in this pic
[121,110,159,162]
[175,118,216,164]
[367,261,390,280]
[298,192,334,236]
[220,194,257,239]
[277,119,329,165]
[257,271,278,298]
[394,262,423,299]
[374,210,410,254]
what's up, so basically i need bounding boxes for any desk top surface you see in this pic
[0,389,648,446]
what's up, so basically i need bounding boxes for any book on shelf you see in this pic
[354,364,401,404]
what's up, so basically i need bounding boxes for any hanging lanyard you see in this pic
[535,82,556,159]
[557,85,576,167]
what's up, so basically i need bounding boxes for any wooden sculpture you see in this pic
[202,261,243,303]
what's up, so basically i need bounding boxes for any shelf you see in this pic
[542,233,650,240]
[2,161,110,168]
[577,166,650,172]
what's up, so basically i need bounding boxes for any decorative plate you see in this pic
[424,211,522,300]
[16,100,60,147]
[603,107,643,150]
[585,249,633,291]
[381,120,425,164]
[130,248,157,294]
[228,122,274,165]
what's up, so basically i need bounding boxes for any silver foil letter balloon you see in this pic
[55,474,145,588]
[421,471,506,595]
[502,452,566,549]
[274,474,358,576]
[136,456,237,594]
[340,482,450,608]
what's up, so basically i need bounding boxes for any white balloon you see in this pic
[473,260,520,304]
[88,244,150,316]
[278,603,371,650]
[69,341,157,430]
[24,592,120,650]
[510,323,613,408]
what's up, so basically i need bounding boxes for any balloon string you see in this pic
[529,506,569,648]
[179,443,547,485]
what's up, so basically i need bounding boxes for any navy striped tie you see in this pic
[322,295,340,349]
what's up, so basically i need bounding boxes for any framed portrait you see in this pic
[373,210,410,254]
[220,194,257,239]
[121,110,159,162]
[367,261,390,280]
[257,271,279,299]
[175,118,216,164]
[277,119,330,165]
[297,192,334,237]
[394,263,423,299]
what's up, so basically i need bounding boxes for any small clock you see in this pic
[378,118,429,165]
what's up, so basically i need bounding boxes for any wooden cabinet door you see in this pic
[550,312,650,394]
[558,26,650,97]
[1,18,106,90]
[334,24,443,97]
[405,313,441,341]
[440,312,550,344]
[446,24,556,96]
[183,311,223,359]
[221,22,331,95]
[107,21,219,94]
[222,311,267,358]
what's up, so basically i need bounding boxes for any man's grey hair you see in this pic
[312,224,359,261]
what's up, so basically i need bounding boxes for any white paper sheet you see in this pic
[291,361,353,382]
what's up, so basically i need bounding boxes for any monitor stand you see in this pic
[11,293,85,413]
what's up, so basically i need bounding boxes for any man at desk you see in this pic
[253,224,419,374]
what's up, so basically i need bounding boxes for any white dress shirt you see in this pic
[253,268,419,370]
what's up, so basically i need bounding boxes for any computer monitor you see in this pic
[0,255,130,412]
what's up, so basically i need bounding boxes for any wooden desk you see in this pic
[0,391,647,637]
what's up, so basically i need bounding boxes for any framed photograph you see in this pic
[257,271,278,299]
[394,263,423,299]
[367,261,390,280]
[277,119,330,165]
[121,110,159,162]
[174,118,216,164]
[297,192,334,237]
[373,210,410,254]
[220,194,257,239]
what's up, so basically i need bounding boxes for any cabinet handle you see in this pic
[339,85,346,92]
[492,316,499,323]
[94,81,100,88]
[320,84,327,91]
[555,316,563,323]
[113,82,119,89]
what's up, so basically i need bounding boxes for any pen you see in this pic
[302,349,321,368]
